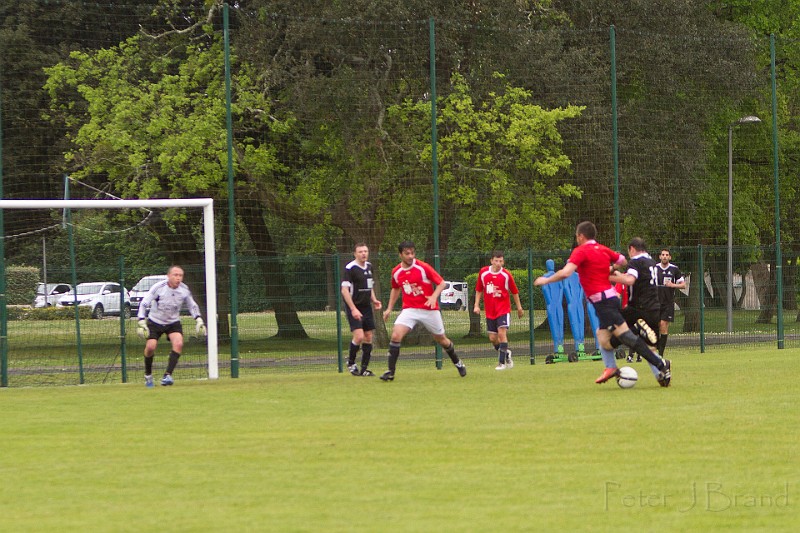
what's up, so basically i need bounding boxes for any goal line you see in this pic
[0,198,219,380]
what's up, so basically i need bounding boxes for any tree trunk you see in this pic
[707,263,726,309]
[751,261,775,324]
[325,254,337,311]
[370,273,389,349]
[238,204,308,339]
[783,252,797,312]
[467,307,483,337]
[682,270,700,333]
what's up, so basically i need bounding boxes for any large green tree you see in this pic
[43,13,312,338]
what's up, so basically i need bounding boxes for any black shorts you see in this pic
[147,319,183,341]
[622,306,660,333]
[592,297,626,331]
[345,304,375,332]
[486,313,510,334]
[659,303,675,322]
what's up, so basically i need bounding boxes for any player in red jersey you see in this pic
[534,222,671,386]
[474,251,524,370]
[380,241,467,381]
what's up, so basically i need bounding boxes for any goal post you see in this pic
[0,198,219,380]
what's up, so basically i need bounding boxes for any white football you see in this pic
[616,366,638,389]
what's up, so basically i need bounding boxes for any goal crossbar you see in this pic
[0,198,219,380]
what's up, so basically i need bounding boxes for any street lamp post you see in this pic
[727,115,761,332]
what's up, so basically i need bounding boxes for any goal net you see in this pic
[0,198,218,387]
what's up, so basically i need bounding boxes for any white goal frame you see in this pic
[0,198,219,379]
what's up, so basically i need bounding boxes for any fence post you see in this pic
[528,249,536,364]
[698,244,705,353]
[335,253,343,373]
[770,34,784,350]
[119,256,127,383]
[224,3,240,377]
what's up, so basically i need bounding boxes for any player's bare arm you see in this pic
[534,262,577,286]
[427,280,446,309]
[513,293,524,318]
[371,290,382,310]
[340,284,363,320]
[609,270,636,287]
[473,290,484,315]
[383,287,401,321]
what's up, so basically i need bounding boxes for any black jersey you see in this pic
[656,263,685,308]
[342,260,374,307]
[626,253,661,312]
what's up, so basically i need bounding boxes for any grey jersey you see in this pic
[137,280,201,325]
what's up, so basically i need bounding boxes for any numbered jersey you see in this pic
[625,253,661,312]
[342,260,374,307]
[390,258,443,310]
[476,266,519,319]
[656,263,685,308]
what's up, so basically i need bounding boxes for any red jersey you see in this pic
[614,282,629,308]
[567,240,625,296]
[476,266,519,319]
[390,258,444,310]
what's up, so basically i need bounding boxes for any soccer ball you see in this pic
[616,366,638,389]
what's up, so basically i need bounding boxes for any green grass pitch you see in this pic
[0,346,796,532]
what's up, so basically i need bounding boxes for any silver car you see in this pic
[58,282,131,319]
[34,283,73,308]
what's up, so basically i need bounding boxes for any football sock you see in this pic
[348,342,360,366]
[388,342,401,373]
[493,343,500,352]
[444,342,459,364]
[599,346,617,368]
[619,331,665,371]
[498,342,508,364]
[166,350,181,374]
[144,356,153,375]
[361,343,372,370]
[647,361,661,378]
[657,334,668,356]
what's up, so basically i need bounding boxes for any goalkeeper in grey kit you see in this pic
[137,265,206,387]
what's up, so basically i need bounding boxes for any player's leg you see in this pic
[359,329,375,376]
[590,299,623,383]
[358,306,376,376]
[658,304,672,356]
[382,311,413,381]
[161,323,184,386]
[348,328,364,375]
[345,307,365,375]
[658,320,670,356]
[144,337,158,387]
[496,313,512,368]
[612,322,670,386]
[486,318,503,369]
[423,310,466,377]
[594,328,621,383]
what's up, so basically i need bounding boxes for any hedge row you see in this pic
[6,305,93,321]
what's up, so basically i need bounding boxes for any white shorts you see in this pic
[394,308,446,336]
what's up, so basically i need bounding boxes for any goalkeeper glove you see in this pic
[195,317,207,337]
[137,319,149,339]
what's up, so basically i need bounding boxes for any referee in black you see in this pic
[341,243,382,376]
[655,248,686,356]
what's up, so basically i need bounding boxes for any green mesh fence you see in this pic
[1,2,798,386]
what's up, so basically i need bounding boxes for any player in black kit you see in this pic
[655,249,686,356]
[610,237,671,386]
[341,243,382,376]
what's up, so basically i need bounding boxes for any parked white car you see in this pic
[439,280,469,310]
[33,282,73,308]
[57,282,131,319]
[129,275,167,312]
